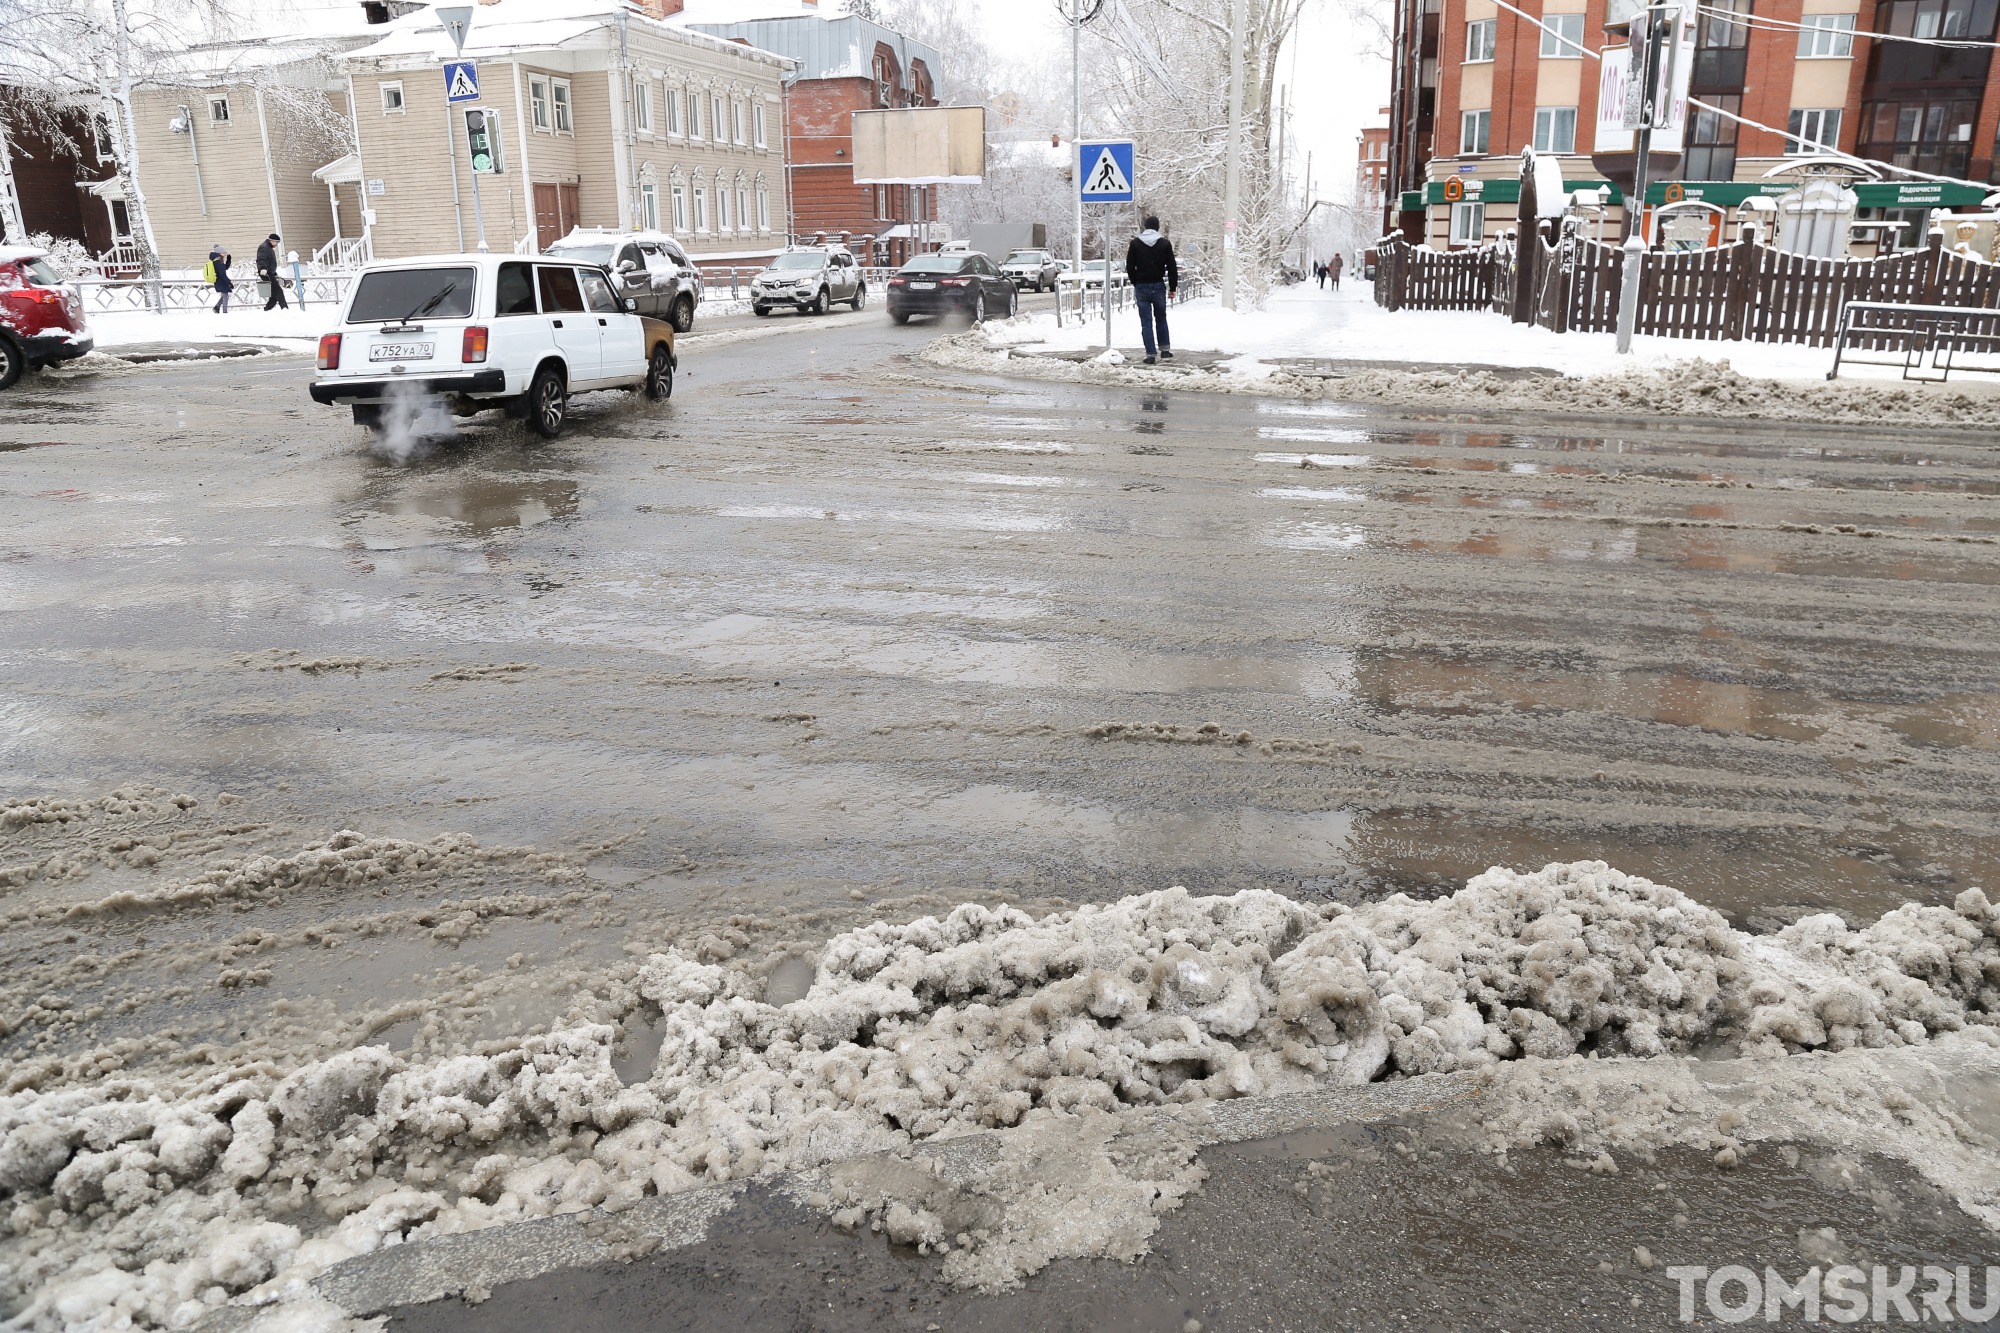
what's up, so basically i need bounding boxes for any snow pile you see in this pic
[4,862,1998,1327]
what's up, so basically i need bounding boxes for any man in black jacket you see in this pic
[1124,215,1178,364]
[256,234,289,310]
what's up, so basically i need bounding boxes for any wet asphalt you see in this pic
[6,295,2000,1329]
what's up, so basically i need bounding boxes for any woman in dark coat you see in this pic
[209,244,234,314]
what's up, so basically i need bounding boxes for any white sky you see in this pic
[970,0,1390,208]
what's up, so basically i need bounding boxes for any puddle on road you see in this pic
[1398,524,2000,584]
[715,503,1060,533]
[1355,651,2000,753]
[1259,486,1367,502]
[1341,810,1997,926]
[1268,521,1368,551]
[1257,426,1374,445]
[1254,452,1374,469]
[679,612,1352,697]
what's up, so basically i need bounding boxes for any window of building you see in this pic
[380,81,405,113]
[640,181,659,230]
[1538,13,1585,55]
[687,90,702,139]
[736,181,748,230]
[754,102,767,147]
[552,79,573,133]
[1692,0,1751,87]
[634,81,652,133]
[1860,96,1980,177]
[1786,106,1843,154]
[671,179,688,231]
[716,180,731,231]
[531,77,551,131]
[1460,108,1490,154]
[712,95,726,142]
[1796,12,1856,55]
[694,183,708,232]
[757,180,770,230]
[1449,200,1485,246]
[207,95,230,124]
[1881,0,1987,38]
[1533,105,1577,153]
[93,114,114,161]
[1465,18,1496,61]
[666,83,682,135]
[1683,93,1740,181]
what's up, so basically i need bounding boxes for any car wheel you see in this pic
[810,287,829,316]
[753,304,770,317]
[1006,286,1018,317]
[972,290,986,324]
[0,337,20,391]
[527,364,567,439]
[644,344,674,400]
[673,296,695,333]
[851,283,866,311]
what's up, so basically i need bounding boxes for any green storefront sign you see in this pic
[1643,180,1987,207]
[1415,179,1624,207]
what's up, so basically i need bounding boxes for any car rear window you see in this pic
[20,258,63,287]
[536,265,586,313]
[902,257,963,274]
[347,267,475,323]
[495,262,536,315]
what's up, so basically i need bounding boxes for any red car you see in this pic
[0,246,93,389]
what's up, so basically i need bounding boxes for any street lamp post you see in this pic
[1059,0,1105,271]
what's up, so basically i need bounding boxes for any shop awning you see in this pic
[312,153,362,185]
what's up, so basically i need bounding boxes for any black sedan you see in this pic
[885,253,1020,325]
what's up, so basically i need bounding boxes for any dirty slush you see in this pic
[4,329,2000,1329]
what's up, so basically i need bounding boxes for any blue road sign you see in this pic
[1078,139,1135,203]
[444,61,480,103]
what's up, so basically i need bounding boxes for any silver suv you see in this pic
[1000,249,1060,291]
[545,228,704,332]
[751,246,866,317]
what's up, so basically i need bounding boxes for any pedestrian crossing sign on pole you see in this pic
[444,61,480,103]
[1078,139,1135,202]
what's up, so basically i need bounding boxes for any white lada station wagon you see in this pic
[310,254,677,438]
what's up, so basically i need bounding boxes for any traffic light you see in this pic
[464,107,503,174]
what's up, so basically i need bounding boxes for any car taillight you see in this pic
[462,326,488,364]
[2,288,65,306]
[888,276,907,286]
[940,277,970,286]
[317,333,342,370]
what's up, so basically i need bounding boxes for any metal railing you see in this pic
[1827,300,2000,382]
[311,235,372,272]
[71,273,354,313]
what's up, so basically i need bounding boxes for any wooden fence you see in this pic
[1375,230,2000,349]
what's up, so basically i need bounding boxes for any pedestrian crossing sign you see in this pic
[444,61,480,103]
[1078,140,1135,202]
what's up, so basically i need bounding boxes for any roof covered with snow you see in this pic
[345,0,792,68]
[683,12,939,82]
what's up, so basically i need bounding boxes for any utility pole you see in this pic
[1060,0,1105,269]
[1221,0,1247,309]
[1615,6,1673,354]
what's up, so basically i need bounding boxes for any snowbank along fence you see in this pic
[1374,230,2000,350]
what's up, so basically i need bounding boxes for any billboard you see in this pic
[851,106,988,185]
[1593,26,1695,154]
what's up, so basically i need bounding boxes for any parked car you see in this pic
[999,248,1061,291]
[545,228,703,332]
[1057,259,1119,288]
[751,246,866,316]
[885,252,1019,324]
[0,246,92,390]
[308,253,676,439]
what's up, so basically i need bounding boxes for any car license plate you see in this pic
[909,282,936,290]
[370,342,433,362]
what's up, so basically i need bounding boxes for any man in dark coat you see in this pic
[1124,214,1178,365]
[1331,252,1344,290]
[256,234,289,310]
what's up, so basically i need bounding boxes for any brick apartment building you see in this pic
[1358,106,1391,223]
[1384,0,2000,249]
[683,0,942,265]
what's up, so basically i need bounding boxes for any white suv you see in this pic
[309,253,677,438]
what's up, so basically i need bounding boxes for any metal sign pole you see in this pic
[1104,204,1112,353]
[469,147,489,254]
[1616,8,1670,354]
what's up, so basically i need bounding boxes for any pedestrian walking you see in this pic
[256,234,289,310]
[1124,214,1178,366]
[1316,260,1327,289]
[1330,253,1344,290]
[207,243,234,314]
